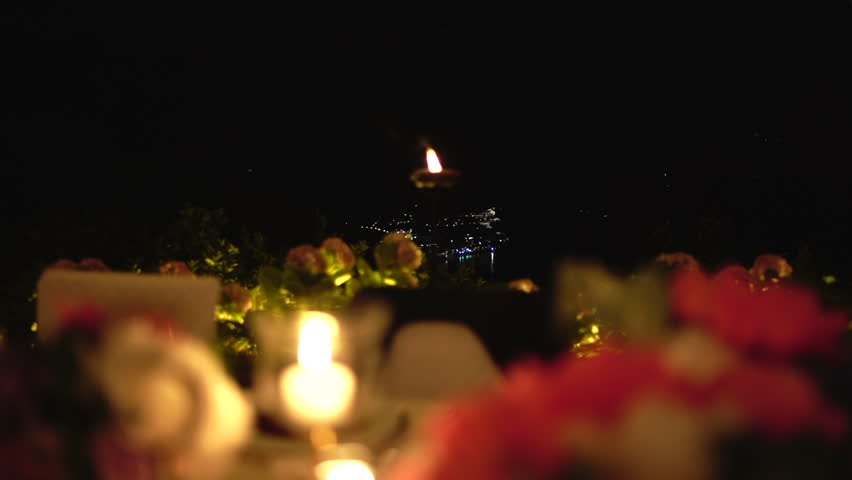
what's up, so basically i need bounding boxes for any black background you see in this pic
[3,5,851,280]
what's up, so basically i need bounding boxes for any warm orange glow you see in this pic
[281,311,356,426]
[426,148,443,173]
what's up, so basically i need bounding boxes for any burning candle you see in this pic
[314,443,376,480]
[410,147,461,189]
[426,148,443,173]
[315,460,375,480]
[280,311,356,427]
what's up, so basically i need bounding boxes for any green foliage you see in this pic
[5,205,511,353]
[154,204,270,286]
[350,240,369,258]
[252,235,430,313]
[189,238,241,282]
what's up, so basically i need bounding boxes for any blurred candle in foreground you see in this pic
[316,460,375,480]
[281,312,356,426]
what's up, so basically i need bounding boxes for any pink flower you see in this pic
[656,252,701,271]
[46,259,80,270]
[384,232,409,243]
[286,245,326,274]
[321,237,356,270]
[222,283,252,313]
[92,429,157,480]
[748,254,794,281]
[79,258,111,272]
[159,261,194,276]
[424,386,571,480]
[0,427,66,480]
[397,240,424,269]
[714,362,847,439]
[46,258,111,272]
[388,345,848,480]
[375,233,424,270]
[55,301,109,338]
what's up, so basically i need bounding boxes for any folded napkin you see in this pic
[379,321,502,400]
[36,270,220,342]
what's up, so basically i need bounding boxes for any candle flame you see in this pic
[426,148,443,173]
[319,460,375,480]
[297,311,339,369]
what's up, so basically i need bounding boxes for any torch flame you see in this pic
[426,148,443,173]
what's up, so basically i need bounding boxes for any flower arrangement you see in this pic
[47,257,112,272]
[0,303,254,480]
[386,253,852,480]
[670,261,847,360]
[28,235,431,364]
[252,233,428,313]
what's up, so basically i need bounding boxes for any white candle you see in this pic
[315,460,375,480]
[281,312,356,426]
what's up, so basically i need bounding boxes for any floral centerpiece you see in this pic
[386,253,852,480]
[0,303,254,480]
[252,233,427,313]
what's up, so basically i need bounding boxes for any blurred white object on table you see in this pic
[36,270,220,342]
[379,321,501,400]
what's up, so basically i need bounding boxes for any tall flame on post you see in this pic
[411,145,458,189]
[426,148,443,173]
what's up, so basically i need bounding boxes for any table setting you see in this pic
[1,150,850,479]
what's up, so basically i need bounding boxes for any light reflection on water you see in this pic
[442,247,546,283]
[444,249,500,278]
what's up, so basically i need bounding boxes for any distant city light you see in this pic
[359,205,507,258]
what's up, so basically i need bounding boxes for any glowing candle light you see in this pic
[316,459,375,480]
[410,146,461,189]
[280,312,356,427]
[425,148,443,173]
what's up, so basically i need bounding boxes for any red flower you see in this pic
[222,283,252,313]
[0,427,66,480]
[714,362,847,439]
[92,428,157,480]
[408,351,681,480]
[159,261,194,276]
[671,267,847,358]
[286,245,326,274]
[389,346,848,480]
[420,395,518,480]
[749,254,794,281]
[375,233,424,270]
[656,252,701,271]
[321,237,356,270]
[46,259,80,270]
[396,240,424,270]
[79,258,111,272]
[55,301,109,338]
[46,258,111,272]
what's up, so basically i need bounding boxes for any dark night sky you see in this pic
[3,6,852,277]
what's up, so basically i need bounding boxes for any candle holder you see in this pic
[314,443,376,480]
[409,167,461,189]
[247,304,392,440]
[410,147,461,258]
[409,148,461,190]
